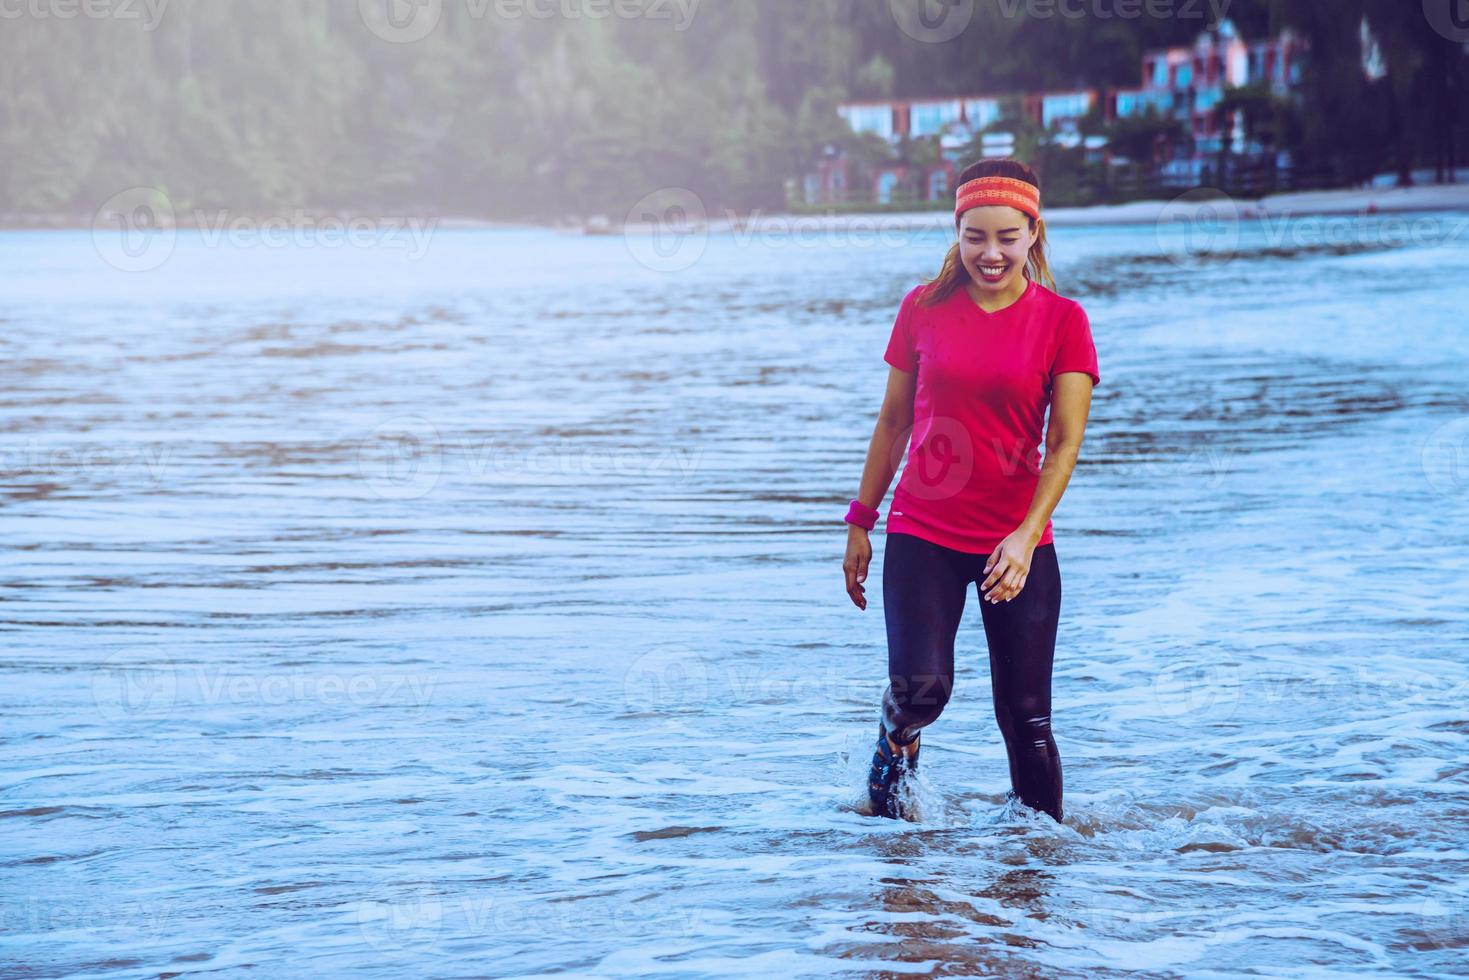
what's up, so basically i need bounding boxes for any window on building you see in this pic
[877,172,899,205]
[964,99,1000,129]
[911,100,961,137]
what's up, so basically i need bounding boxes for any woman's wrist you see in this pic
[844,498,880,531]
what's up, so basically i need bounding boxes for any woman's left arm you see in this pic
[980,372,1095,603]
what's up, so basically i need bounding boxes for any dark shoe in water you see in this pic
[867,721,919,820]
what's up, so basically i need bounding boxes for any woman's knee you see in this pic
[888,671,954,722]
[994,696,1053,739]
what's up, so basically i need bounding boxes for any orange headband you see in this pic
[954,176,1041,221]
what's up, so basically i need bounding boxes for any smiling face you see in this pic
[957,205,1036,295]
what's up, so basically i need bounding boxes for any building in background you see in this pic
[802,19,1307,205]
[1109,19,1305,182]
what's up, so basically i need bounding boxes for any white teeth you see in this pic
[979,265,1007,276]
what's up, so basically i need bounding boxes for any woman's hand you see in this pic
[981,529,1037,604]
[843,526,872,610]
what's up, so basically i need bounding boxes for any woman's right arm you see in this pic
[843,366,917,611]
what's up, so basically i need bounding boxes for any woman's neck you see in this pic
[965,276,1028,313]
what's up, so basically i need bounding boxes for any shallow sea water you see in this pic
[2,213,1469,977]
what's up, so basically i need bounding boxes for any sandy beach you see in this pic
[661,182,1469,236]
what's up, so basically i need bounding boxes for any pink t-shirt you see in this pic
[882,277,1100,555]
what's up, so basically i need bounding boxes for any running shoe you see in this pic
[867,720,919,820]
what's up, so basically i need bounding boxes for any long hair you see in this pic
[920,158,1056,307]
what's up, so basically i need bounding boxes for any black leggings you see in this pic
[880,531,1064,821]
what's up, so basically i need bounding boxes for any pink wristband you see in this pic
[845,499,879,530]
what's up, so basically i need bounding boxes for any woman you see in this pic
[842,159,1100,823]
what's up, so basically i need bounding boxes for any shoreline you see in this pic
[6,182,1468,235]
[685,182,1469,233]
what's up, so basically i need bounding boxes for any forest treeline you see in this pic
[0,0,1464,220]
